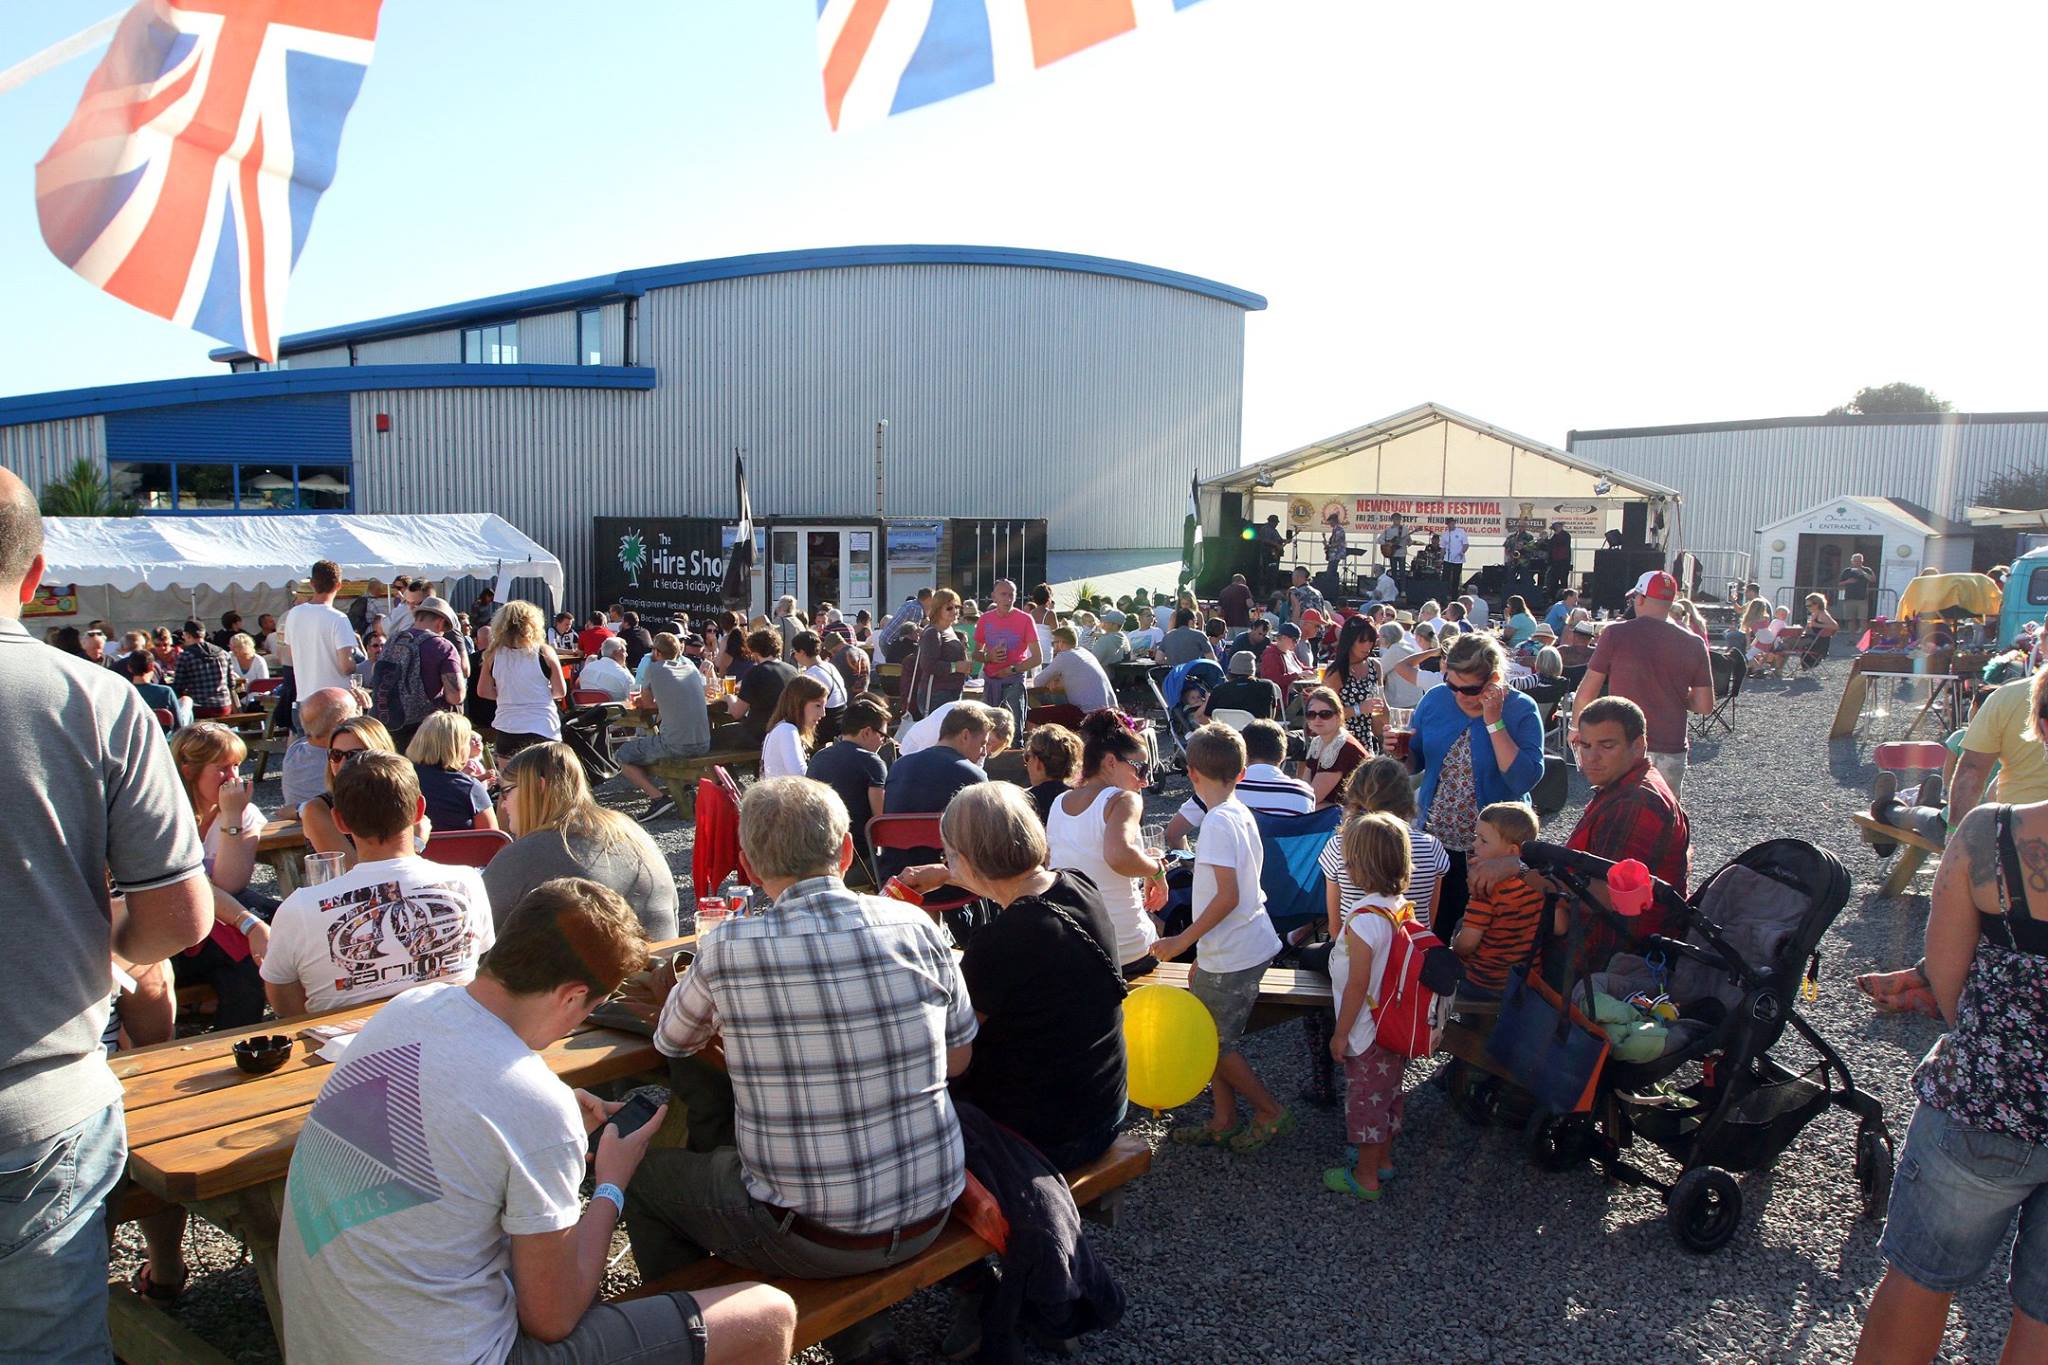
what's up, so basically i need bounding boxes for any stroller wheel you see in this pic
[1856,1124,1894,1221]
[1525,1108,1594,1173]
[1666,1167,1743,1253]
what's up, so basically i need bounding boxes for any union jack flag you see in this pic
[820,0,1208,132]
[34,0,382,361]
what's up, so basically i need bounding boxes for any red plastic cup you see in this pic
[881,876,925,906]
[1607,859,1652,917]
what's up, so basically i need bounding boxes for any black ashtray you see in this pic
[232,1034,294,1075]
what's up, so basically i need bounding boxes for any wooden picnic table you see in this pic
[1828,667,1965,742]
[1142,959,1332,1032]
[256,818,310,894]
[115,937,692,1346]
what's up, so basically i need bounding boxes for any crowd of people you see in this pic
[7,451,2044,1365]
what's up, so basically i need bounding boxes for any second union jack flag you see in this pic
[34,0,382,361]
[820,0,1208,132]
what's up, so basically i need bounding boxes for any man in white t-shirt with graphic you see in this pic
[1151,724,1289,1152]
[284,559,361,703]
[278,876,795,1365]
[261,752,495,1018]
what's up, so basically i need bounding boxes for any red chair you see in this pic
[864,814,975,917]
[691,766,745,898]
[1026,703,1086,732]
[572,688,616,708]
[1873,741,1949,788]
[246,677,283,696]
[152,707,177,730]
[420,828,513,869]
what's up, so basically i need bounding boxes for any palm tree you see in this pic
[38,457,133,517]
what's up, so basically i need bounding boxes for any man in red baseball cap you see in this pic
[1568,568,1713,798]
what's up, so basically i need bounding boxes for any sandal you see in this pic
[1227,1107,1297,1153]
[132,1263,188,1307]
[1169,1121,1243,1147]
[1321,1167,1382,1201]
[1341,1146,1397,1181]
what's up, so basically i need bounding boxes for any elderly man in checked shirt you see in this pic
[624,776,976,1364]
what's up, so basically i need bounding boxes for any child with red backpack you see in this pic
[1325,810,1438,1201]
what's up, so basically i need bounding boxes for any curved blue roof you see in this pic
[208,245,1267,362]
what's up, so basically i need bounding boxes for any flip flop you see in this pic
[1228,1107,1297,1153]
[1322,1167,1382,1201]
[1169,1122,1243,1147]
[132,1264,188,1307]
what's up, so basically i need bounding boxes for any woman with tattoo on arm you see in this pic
[1854,766,2048,1364]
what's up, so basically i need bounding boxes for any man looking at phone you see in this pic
[278,877,795,1365]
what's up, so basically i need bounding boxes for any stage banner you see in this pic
[1285,495,1609,539]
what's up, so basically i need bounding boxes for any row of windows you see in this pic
[242,310,612,369]
[110,459,352,513]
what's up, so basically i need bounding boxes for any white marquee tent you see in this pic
[34,513,562,632]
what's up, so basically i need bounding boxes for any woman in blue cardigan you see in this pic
[1408,632,1546,939]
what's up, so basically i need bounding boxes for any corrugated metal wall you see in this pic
[0,415,104,488]
[1571,417,2048,561]
[106,396,350,461]
[355,331,458,365]
[516,310,575,365]
[351,263,1246,609]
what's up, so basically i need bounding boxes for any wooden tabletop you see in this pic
[120,937,695,1204]
[257,819,306,853]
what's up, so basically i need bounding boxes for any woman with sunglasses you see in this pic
[1298,685,1370,809]
[1407,633,1545,940]
[1045,709,1171,975]
[300,714,399,869]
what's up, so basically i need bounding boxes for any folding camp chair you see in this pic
[691,766,745,897]
[1690,647,1746,740]
[421,828,513,868]
[1254,806,1344,943]
[865,812,987,941]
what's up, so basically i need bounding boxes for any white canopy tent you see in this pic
[34,514,563,634]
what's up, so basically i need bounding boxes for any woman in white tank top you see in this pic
[477,601,565,756]
[1045,711,1170,968]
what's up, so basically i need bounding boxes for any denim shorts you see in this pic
[1879,1102,2048,1321]
[1189,963,1265,1050]
[0,1101,128,1364]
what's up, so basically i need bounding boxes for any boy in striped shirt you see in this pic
[1451,802,1546,998]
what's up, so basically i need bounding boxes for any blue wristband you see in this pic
[591,1183,625,1217]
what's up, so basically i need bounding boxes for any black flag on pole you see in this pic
[719,450,755,610]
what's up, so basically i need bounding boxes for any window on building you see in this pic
[250,358,291,372]
[461,321,520,364]
[176,463,235,510]
[107,458,351,514]
[578,308,603,366]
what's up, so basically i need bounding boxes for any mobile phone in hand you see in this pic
[590,1090,665,1157]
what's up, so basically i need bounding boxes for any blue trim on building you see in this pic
[0,364,657,427]
[107,393,352,462]
[205,244,1268,361]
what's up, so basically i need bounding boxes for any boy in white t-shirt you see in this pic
[261,752,495,1018]
[1324,811,1414,1202]
[1154,723,1290,1154]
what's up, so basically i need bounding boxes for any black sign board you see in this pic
[591,517,732,620]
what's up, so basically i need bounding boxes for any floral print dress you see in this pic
[1335,661,1380,753]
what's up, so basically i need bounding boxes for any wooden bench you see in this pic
[1851,811,1944,897]
[624,1135,1152,1353]
[648,747,761,817]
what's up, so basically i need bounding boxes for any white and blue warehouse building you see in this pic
[0,245,1264,617]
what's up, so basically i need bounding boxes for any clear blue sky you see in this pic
[5,2,2046,458]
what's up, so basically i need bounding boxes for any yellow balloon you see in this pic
[1123,984,1221,1113]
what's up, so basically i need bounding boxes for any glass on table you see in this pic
[303,851,346,886]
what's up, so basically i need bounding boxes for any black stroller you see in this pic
[1468,839,1892,1253]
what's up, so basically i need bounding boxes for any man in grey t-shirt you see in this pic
[1030,627,1115,712]
[0,470,213,1361]
[616,635,713,823]
[1159,608,1213,667]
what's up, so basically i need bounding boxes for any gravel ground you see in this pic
[118,659,2023,1362]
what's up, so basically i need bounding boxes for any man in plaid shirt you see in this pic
[171,620,234,718]
[1557,696,1690,969]
[628,777,975,1363]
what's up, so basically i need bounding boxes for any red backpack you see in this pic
[1357,903,1456,1059]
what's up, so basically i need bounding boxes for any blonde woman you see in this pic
[484,741,678,937]
[226,632,269,688]
[301,715,398,866]
[1673,598,1711,641]
[477,600,565,758]
[405,711,498,833]
[169,723,272,1026]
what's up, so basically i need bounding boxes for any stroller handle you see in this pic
[1519,842,1689,916]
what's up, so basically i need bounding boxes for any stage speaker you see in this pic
[1622,502,1649,547]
